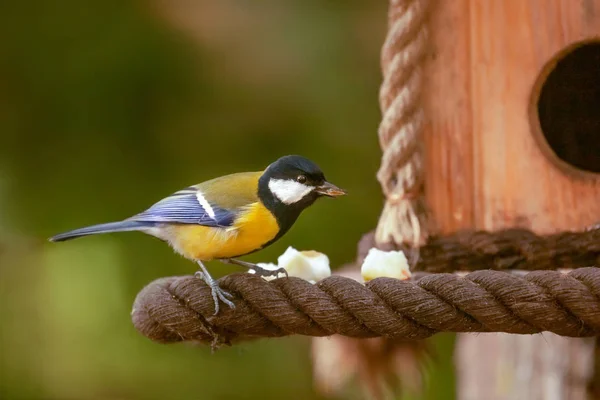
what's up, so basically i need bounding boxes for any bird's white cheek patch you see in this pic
[269,179,313,204]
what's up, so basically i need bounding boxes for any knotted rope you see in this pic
[376,0,430,248]
[131,228,600,348]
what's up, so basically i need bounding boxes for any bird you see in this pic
[49,155,346,314]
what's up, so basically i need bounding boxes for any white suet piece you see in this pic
[250,246,331,283]
[360,248,411,282]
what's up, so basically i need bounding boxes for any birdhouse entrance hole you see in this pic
[531,40,600,176]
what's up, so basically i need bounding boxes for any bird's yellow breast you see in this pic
[165,202,280,261]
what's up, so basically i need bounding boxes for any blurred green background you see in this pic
[0,1,454,399]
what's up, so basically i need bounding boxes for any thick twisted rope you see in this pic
[359,228,600,273]
[376,0,430,248]
[132,268,600,348]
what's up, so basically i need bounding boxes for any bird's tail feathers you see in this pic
[49,220,154,242]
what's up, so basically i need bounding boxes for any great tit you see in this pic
[49,155,346,314]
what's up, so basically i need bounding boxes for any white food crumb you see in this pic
[360,248,411,282]
[249,246,331,283]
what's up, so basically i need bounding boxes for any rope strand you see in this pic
[376,0,430,248]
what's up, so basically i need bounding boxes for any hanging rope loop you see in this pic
[376,0,430,248]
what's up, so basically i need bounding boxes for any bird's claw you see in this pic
[250,265,288,279]
[219,290,235,300]
[194,268,235,315]
[222,258,288,279]
[212,286,235,315]
[276,267,289,278]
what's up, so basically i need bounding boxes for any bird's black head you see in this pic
[258,155,345,238]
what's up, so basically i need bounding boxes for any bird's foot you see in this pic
[195,262,235,315]
[221,258,288,279]
[250,265,288,279]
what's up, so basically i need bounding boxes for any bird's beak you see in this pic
[315,181,346,197]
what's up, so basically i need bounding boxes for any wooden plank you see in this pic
[423,0,475,233]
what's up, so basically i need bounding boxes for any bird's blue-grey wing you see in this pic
[128,187,235,227]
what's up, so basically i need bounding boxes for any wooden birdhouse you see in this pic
[424,1,600,233]
[423,2,600,398]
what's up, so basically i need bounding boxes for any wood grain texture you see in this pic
[422,1,600,399]
[469,0,600,232]
[422,0,475,233]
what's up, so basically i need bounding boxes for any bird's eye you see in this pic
[296,175,307,184]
